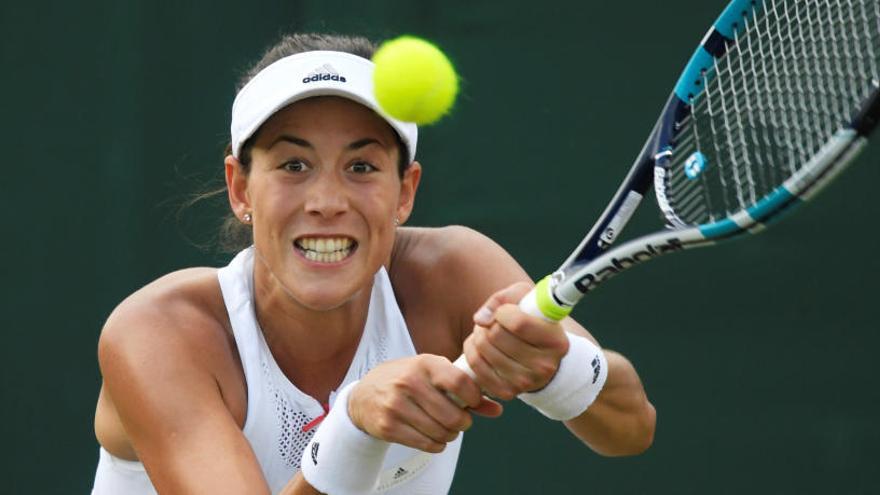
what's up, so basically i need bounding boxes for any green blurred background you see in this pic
[3,0,879,493]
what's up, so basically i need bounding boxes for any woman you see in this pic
[92,33,655,495]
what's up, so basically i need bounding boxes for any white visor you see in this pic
[230,50,418,162]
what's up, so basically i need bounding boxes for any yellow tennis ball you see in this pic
[372,36,459,125]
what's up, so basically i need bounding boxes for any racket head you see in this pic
[550,0,880,307]
[653,0,880,235]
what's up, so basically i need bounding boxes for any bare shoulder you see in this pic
[389,226,531,355]
[99,267,231,362]
[391,226,526,277]
[96,267,245,459]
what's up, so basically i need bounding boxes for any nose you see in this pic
[303,170,349,219]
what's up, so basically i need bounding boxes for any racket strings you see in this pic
[663,0,880,226]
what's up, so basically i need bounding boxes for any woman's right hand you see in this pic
[348,355,503,453]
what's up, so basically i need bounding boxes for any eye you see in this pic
[349,161,377,174]
[281,160,310,173]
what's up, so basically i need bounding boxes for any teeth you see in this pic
[297,237,354,252]
[296,236,355,263]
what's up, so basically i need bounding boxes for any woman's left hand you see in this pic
[461,282,571,401]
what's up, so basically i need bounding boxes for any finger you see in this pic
[481,319,543,366]
[379,419,449,454]
[463,328,519,400]
[473,281,533,326]
[397,395,462,446]
[470,396,503,418]
[429,357,485,409]
[493,303,570,351]
[413,380,474,433]
[471,324,537,394]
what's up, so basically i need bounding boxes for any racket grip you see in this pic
[448,355,475,408]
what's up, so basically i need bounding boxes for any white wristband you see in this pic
[300,381,390,495]
[518,333,609,421]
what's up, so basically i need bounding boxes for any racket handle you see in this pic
[448,277,571,407]
[449,355,474,408]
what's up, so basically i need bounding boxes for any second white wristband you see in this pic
[518,333,609,421]
[300,381,390,495]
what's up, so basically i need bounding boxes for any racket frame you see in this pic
[540,0,880,314]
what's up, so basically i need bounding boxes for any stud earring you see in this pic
[394,217,400,226]
[243,212,252,223]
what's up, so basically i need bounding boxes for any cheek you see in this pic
[252,183,299,237]
[363,187,400,224]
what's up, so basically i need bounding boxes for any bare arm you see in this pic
[560,320,656,456]
[279,472,322,494]
[98,296,273,494]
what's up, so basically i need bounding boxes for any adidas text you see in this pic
[303,73,347,83]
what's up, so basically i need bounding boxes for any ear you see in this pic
[225,154,251,220]
[396,161,422,225]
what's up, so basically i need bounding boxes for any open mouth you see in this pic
[294,236,357,263]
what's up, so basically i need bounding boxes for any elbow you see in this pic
[597,400,657,457]
[630,401,657,455]
[623,401,657,456]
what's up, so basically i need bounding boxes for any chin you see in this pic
[289,287,361,312]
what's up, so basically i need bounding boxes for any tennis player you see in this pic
[91,33,655,495]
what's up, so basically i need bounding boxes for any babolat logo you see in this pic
[575,238,685,293]
[303,64,347,84]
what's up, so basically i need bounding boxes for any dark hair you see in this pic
[206,33,410,252]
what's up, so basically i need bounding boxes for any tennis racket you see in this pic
[452,0,880,378]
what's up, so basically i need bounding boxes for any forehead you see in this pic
[254,96,398,148]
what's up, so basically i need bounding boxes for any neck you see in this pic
[252,258,373,403]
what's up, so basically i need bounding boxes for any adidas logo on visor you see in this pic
[302,63,347,84]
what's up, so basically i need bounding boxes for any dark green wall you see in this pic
[4,1,879,493]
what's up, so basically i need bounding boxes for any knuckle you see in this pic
[449,372,473,395]
[445,411,470,432]
[536,360,559,380]
[385,394,406,412]
[495,387,517,401]
[554,333,571,354]
[420,438,444,453]
[462,338,475,359]
[375,417,394,438]
[390,376,407,392]
[429,442,447,454]
[425,354,448,367]
[502,310,528,334]
[472,336,491,356]
[513,281,532,292]
[513,376,533,393]
[445,430,461,443]
[484,326,504,346]
[459,414,473,431]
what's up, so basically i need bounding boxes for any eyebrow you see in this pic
[268,134,384,151]
[269,134,312,150]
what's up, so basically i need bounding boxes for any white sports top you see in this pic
[92,247,462,494]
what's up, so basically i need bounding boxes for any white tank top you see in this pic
[92,247,462,494]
